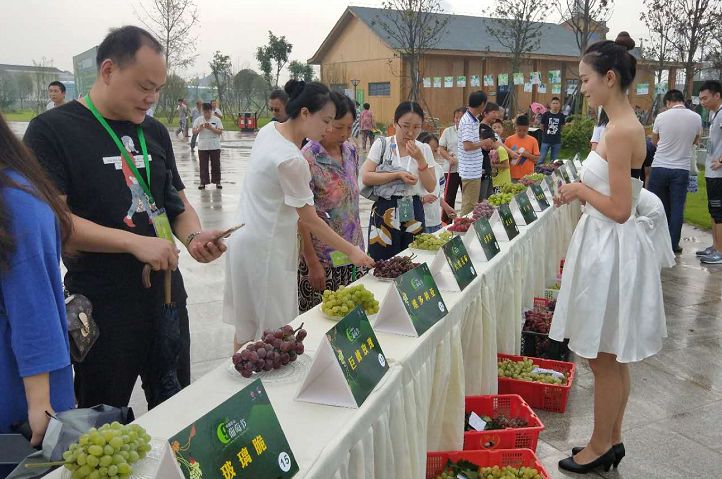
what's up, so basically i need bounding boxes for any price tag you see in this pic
[329,251,351,267]
[530,184,550,210]
[473,217,500,260]
[170,379,299,479]
[468,411,487,432]
[497,204,519,240]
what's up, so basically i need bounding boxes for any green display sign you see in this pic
[530,184,550,210]
[515,192,538,224]
[473,218,500,260]
[395,263,448,335]
[170,379,298,479]
[566,159,579,178]
[544,174,555,193]
[497,204,519,240]
[558,166,572,184]
[327,306,389,406]
[441,235,477,291]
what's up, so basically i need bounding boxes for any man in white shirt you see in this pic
[439,107,464,222]
[697,80,722,264]
[189,99,203,153]
[457,91,494,215]
[46,81,66,110]
[648,89,702,254]
[211,99,223,119]
[192,102,224,189]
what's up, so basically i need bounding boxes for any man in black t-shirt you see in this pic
[539,97,566,164]
[479,102,501,201]
[24,26,227,410]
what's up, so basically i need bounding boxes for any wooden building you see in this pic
[309,7,679,126]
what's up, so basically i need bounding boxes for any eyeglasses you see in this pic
[270,107,282,113]
[398,123,422,131]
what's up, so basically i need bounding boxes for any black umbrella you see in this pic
[143,266,182,408]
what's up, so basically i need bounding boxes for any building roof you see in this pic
[0,64,74,80]
[310,6,612,63]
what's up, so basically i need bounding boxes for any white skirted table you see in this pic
[46,201,581,479]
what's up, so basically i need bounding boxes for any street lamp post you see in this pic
[351,79,360,103]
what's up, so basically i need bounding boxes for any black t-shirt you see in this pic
[541,111,566,145]
[23,101,187,304]
[479,122,494,177]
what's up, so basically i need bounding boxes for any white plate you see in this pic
[321,310,378,322]
[226,353,313,384]
[61,439,170,479]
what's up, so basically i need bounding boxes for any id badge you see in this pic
[149,208,174,242]
[329,250,352,267]
[398,196,415,222]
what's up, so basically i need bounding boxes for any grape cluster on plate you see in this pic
[373,255,419,279]
[409,231,453,250]
[232,324,307,378]
[321,284,379,317]
[61,422,151,479]
[501,183,527,195]
[488,193,514,206]
[535,163,558,175]
[471,200,494,220]
[498,357,566,385]
[464,412,529,431]
[520,173,545,186]
[448,217,474,233]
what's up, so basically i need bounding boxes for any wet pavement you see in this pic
[10,123,722,477]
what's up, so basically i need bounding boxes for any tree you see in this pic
[158,73,188,123]
[135,0,199,71]
[256,31,293,88]
[486,0,550,116]
[31,58,55,114]
[641,0,677,85]
[288,61,314,82]
[0,71,18,109]
[232,69,268,112]
[16,73,33,110]
[372,0,448,102]
[209,51,232,109]
[665,0,722,95]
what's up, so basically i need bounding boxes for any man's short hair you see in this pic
[663,89,685,103]
[515,115,530,127]
[269,89,289,104]
[202,102,213,112]
[96,26,163,70]
[48,81,66,93]
[551,97,560,102]
[483,102,499,114]
[700,80,721,96]
[468,91,487,108]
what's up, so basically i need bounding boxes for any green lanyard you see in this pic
[85,94,154,206]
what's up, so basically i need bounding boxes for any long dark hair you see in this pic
[0,113,72,270]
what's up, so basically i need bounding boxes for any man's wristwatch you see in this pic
[185,231,202,247]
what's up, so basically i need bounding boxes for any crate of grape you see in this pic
[497,354,576,413]
[320,284,379,319]
[425,449,550,479]
[521,309,570,362]
[463,394,544,452]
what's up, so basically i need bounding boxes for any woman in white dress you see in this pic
[550,32,667,474]
[223,80,374,349]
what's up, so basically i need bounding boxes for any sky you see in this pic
[0,0,647,81]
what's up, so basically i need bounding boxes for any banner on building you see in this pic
[498,74,509,86]
[456,75,466,87]
[636,83,649,95]
[423,77,431,88]
[470,75,481,87]
[538,83,547,94]
[524,82,533,93]
[513,72,524,85]
[483,75,494,87]
[552,84,562,95]
[433,77,442,88]
[548,70,561,84]
[530,72,542,85]
[444,76,454,88]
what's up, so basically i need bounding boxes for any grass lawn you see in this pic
[684,173,711,230]
[1,109,37,122]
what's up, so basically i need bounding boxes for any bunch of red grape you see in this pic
[471,200,494,221]
[448,216,474,232]
[232,324,307,378]
[373,255,419,279]
[523,310,553,334]
[464,412,529,431]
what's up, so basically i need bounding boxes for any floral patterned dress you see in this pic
[297,140,366,312]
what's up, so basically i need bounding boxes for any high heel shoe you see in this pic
[558,447,616,473]
[572,443,625,468]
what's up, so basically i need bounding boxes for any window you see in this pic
[330,83,346,93]
[368,82,391,96]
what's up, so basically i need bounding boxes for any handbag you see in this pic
[359,137,408,201]
[359,136,386,201]
[64,290,99,363]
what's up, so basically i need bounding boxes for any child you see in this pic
[489,120,512,193]
[192,102,224,189]
[418,132,456,232]
[505,114,540,181]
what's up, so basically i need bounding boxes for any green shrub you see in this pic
[561,115,594,159]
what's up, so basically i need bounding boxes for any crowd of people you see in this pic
[2,21,722,477]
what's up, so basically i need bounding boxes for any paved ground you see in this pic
[11,123,722,477]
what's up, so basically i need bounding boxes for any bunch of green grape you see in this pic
[501,183,528,195]
[409,231,453,251]
[497,357,566,385]
[479,465,544,479]
[488,193,514,206]
[62,422,152,479]
[321,284,379,317]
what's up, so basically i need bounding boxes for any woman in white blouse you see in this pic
[223,80,374,349]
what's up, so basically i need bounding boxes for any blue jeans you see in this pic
[538,142,561,164]
[425,224,442,234]
[647,167,689,250]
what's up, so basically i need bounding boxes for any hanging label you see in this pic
[397,196,415,222]
[329,251,352,267]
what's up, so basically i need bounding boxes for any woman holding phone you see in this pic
[224,81,374,349]
[361,101,437,260]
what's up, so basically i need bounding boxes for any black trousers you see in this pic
[442,172,462,224]
[199,149,221,185]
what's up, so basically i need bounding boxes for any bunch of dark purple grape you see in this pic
[232,323,307,378]
[373,255,419,279]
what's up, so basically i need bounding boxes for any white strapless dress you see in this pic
[549,152,669,363]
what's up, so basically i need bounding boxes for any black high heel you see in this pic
[559,447,616,473]
[572,443,625,468]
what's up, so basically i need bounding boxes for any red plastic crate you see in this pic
[497,353,576,413]
[464,394,544,451]
[425,449,550,479]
